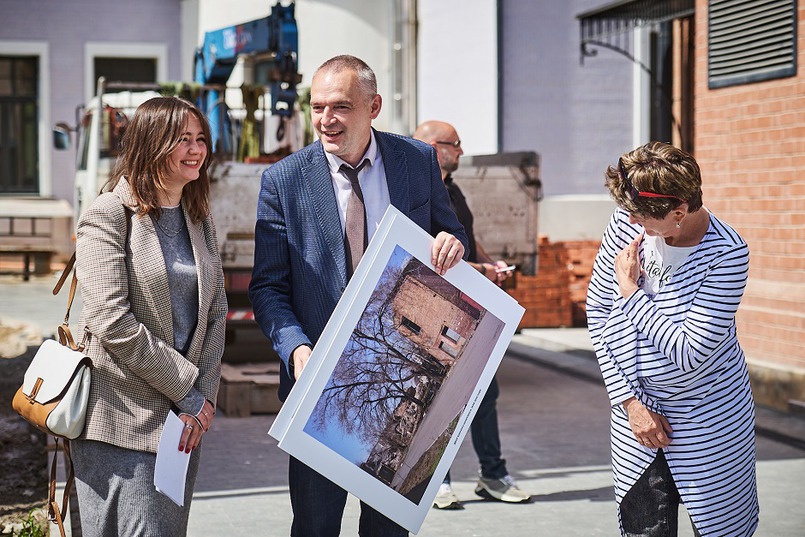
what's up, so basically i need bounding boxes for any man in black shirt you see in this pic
[414,120,531,509]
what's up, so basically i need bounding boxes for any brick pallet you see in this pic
[505,236,600,329]
[565,240,600,327]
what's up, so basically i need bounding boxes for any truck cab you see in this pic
[57,88,160,224]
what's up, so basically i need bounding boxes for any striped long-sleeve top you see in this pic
[586,208,759,537]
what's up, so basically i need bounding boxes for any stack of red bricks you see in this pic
[565,240,601,326]
[505,236,600,329]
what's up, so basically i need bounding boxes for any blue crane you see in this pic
[193,2,301,154]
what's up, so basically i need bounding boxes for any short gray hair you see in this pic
[314,55,377,99]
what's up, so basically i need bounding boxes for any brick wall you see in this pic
[506,236,599,330]
[566,240,600,326]
[694,1,805,373]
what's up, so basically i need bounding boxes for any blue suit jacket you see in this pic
[249,129,468,400]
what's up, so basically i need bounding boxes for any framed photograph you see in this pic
[269,206,524,533]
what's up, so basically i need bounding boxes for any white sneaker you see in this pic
[433,482,463,510]
[475,474,531,503]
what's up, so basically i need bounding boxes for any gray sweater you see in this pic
[153,205,204,414]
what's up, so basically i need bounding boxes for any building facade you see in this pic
[2,0,801,411]
[578,0,805,410]
[692,0,805,410]
[392,263,482,368]
[0,0,184,202]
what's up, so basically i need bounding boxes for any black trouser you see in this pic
[288,456,407,537]
[619,450,701,537]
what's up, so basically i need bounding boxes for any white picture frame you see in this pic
[269,206,524,533]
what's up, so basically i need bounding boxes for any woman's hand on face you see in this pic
[615,234,643,299]
[623,397,673,449]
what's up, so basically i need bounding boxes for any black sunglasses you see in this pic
[435,140,461,148]
[619,158,683,202]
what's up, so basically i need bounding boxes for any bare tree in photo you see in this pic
[309,257,447,445]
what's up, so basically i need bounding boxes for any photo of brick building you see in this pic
[304,246,504,504]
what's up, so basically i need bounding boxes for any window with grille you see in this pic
[708,0,797,88]
[0,56,39,194]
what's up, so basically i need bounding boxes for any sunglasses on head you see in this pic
[435,139,461,148]
[619,157,683,202]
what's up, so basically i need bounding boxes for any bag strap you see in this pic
[52,252,75,299]
[48,438,75,537]
[53,252,91,352]
[55,197,131,352]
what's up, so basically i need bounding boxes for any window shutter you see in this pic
[708,0,797,88]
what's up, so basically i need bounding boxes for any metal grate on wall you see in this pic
[577,0,695,59]
[708,0,798,88]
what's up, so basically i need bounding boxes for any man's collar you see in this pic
[325,130,379,174]
[444,173,454,186]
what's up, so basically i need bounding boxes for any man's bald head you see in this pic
[413,120,463,179]
[413,120,455,144]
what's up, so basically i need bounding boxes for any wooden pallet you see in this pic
[217,362,283,417]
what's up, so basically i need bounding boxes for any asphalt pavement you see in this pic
[1,273,803,536]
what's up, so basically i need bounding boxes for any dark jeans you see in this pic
[620,450,701,537]
[444,375,507,484]
[288,456,407,537]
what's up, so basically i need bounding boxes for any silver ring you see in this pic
[185,424,194,430]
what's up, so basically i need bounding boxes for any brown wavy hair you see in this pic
[105,96,213,223]
[604,141,703,219]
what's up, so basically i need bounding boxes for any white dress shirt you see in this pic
[325,130,391,244]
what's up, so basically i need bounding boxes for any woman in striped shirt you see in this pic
[586,142,759,536]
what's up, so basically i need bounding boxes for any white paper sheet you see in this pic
[154,410,191,506]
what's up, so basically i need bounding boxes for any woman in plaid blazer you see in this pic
[73,97,227,536]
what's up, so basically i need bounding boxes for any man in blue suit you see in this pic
[249,55,468,536]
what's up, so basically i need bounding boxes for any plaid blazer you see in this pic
[75,178,227,453]
[249,130,468,400]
